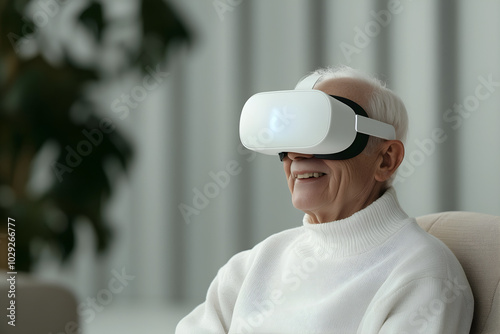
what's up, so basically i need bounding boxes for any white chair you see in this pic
[0,273,79,334]
[416,211,500,334]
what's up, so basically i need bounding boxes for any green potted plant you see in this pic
[0,0,191,271]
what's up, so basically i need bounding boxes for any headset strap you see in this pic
[294,73,323,90]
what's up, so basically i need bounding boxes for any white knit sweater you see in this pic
[176,188,474,334]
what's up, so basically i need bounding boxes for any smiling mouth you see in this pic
[295,172,326,179]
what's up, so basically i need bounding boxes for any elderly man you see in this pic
[176,66,474,333]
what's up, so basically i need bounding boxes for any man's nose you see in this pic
[287,152,314,160]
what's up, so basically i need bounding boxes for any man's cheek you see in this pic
[283,161,292,177]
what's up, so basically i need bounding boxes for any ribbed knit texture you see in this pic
[296,187,409,258]
[176,188,474,334]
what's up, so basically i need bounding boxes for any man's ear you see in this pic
[374,140,405,182]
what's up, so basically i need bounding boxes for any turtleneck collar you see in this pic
[293,187,411,258]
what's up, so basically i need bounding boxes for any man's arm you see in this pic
[360,276,474,334]
[175,250,251,334]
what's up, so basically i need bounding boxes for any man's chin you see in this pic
[291,195,323,213]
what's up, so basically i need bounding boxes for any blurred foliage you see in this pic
[0,0,191,271]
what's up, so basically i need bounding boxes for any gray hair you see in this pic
[312,65,409,145]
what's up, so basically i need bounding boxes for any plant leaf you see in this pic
[78,0,106,43]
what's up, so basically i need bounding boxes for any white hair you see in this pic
[311,65,409,185]
[312,65,408,145]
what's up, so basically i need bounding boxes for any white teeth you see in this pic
[296,172,325,179]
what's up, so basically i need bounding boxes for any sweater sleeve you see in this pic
[175,250,251,334]
[360,276,474,334]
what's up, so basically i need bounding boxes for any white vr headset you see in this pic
[239,73,396,160]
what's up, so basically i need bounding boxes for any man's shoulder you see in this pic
[400,220,456,257]
[249,225,305,255]
[223,225,305,267]
[390,220,467,280]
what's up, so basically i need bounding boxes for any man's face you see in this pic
[283,151,380,223]
[282,77,383,223]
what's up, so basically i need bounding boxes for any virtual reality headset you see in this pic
[239,73,396,160]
